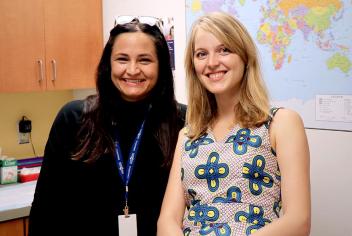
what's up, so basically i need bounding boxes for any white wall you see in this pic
[307,129,352,235]
[103,1,352,235]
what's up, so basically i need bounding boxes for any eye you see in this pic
[219,47,231,55]
[195,51,207,60]
[115,57,128,63]
[139,57,153,65]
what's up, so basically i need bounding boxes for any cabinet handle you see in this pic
[37,60,44,82]
[51,59,57,81]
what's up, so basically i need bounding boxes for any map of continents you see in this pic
[186,0,352,131]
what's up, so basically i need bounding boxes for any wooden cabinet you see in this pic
[0,218,25,236]
[0,0,103,92]
[0,217,29,236]
[24,217,28,236]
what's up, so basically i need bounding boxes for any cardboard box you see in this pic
[0,159,18,184]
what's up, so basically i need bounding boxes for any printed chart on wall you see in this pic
[162,17,175,71]
[186,0,352,131]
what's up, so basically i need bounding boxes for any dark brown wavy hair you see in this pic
[73,19,180,166]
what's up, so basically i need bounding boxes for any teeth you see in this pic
[125,79,143,83]
[208,72,224,79]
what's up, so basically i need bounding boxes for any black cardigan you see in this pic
[28,99,186,236]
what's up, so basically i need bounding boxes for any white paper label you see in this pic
[316,95,352,122]
[118,214,137,236]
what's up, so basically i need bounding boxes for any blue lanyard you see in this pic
[114,104,151,215]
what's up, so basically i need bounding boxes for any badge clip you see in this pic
[123,204,129,218]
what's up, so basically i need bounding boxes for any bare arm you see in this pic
[252,109,311,236]
[157,129,187,236]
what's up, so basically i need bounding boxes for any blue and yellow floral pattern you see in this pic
[185,133,214,158]
[213,186,242,203]
[235,205,271,236]
[275,165,281,181]
[199,223,231,236]
[183,227,191,236]
[225,128,261,155]
[273,200,282,217]
[187,189,200,208]
[195,152,229,192]
[188,201,219,226]
[181,108,282,235]
[242,155,273,195]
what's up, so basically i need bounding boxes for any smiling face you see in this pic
[193,28,245,100]
[110,32,159,102]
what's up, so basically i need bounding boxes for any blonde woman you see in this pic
[158,12,310,236]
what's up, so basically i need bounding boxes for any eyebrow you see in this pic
[111,53,155,59]
[112,53,128,57]
[138,53,153,57]
[193,47,206,52]
[194,43,226,51]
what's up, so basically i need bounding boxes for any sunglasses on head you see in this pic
[114,15,163,31]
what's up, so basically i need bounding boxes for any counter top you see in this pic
[0,181,36,222]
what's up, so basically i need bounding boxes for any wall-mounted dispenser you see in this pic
[18,116,32,144]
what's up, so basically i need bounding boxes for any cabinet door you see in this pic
[44,0,103,90]
[0,0,46,92]
[24,218,28,236]
[0,218,25,236]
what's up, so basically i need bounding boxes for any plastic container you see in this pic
[19,172,40,182]
[18,167,41,183]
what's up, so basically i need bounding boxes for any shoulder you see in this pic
[60,100,84,114]
[174,127,189,151]
[175,127,188,143]
[272,108,303,126]
[45,100,87,151]
[179,127,189,136]
[270,108,305,138]
[54,100,85,126]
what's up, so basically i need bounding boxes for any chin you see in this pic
[122,93,147,102]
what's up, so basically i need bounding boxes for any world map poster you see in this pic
[186,0,352,131]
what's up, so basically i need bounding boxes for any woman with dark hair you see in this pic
[28,17,186,236]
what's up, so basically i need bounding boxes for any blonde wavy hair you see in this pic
[185,11,270,140]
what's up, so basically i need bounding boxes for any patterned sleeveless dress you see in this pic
[181,109,282,236]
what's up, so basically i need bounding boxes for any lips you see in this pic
[207,71,226,80]
[123,78,146,85]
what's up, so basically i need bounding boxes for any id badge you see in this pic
[118,214,137,236]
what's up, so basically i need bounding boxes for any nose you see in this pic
[126,62,141,75]
[207,53,219,68]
